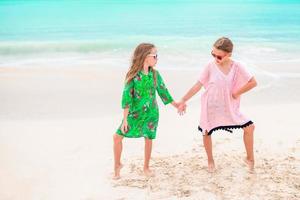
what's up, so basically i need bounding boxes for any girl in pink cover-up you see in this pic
[178,37,257,172]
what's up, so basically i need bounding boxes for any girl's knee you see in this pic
[113,134,123,143]
[202,131,210,137]
[244,124,255,133]
[248,124,255,130]
[202,133,212,141]
[144,138,153,143]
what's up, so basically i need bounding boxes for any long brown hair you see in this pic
[125,43,156,84]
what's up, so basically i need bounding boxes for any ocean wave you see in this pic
[0,40,135,55]
[1,37,299,56]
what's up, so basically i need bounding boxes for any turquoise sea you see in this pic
[0,0,300,69]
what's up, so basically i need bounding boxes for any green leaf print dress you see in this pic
[116,68,173,139]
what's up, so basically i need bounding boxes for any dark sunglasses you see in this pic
[148,54,158,59]
[211,51,225,60]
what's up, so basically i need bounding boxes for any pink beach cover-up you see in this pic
[198,60,254,135]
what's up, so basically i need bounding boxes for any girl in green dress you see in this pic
[113,43,179,179]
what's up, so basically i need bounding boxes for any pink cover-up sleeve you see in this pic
[198,63,210,88]
[237,62,252,83]
[233,62,253,92]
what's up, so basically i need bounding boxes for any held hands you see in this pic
[177,100,187,115]
[172,101,187,115]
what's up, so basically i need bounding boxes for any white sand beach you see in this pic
[0,64,299,200]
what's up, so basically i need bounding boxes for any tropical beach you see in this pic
[1,0,300,199]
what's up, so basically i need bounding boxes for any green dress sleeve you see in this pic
[155,71,174,105]
[121,80,134,109]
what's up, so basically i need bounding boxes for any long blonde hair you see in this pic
[125,43,156,84]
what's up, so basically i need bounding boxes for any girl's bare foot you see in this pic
[208,160,216,173]
[143,168,155,177]
[113,164,123,180]
[243,157,254,171]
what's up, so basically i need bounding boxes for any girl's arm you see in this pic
[120,80,134,133]
[156,71,175,105]
[177,81,203,115]
[171,101,179,108]
[233,77,257,99]
[121,107,129,133]
[181,81,203,103]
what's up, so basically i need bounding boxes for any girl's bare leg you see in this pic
[203,132,215,172]
[144,138,153,176]
[113,133,124,179]
[243,124,255,170]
